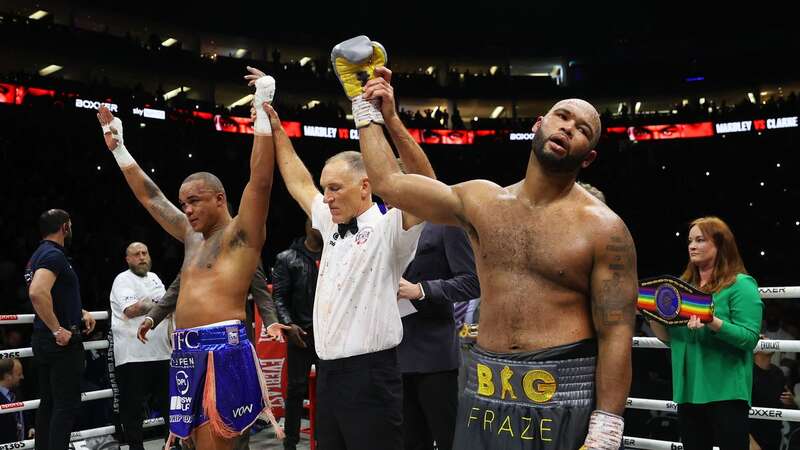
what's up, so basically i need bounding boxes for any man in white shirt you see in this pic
[254,83,425,449]
[109,242,171,450]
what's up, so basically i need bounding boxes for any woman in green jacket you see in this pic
[649,216,763,450]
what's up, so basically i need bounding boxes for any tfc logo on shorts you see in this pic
[168,323,266,439]
[173,329,200,351]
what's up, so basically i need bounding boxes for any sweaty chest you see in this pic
[472,204,593,283]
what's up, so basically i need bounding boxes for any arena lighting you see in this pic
[163,86,190,100]
[38,64,62,76]
[306,100,320,108]
[299,57,311,67]
[489,65,498,75]
[699,98,706,105]
[634,102,642,114]
[490,106,504,119]
[748,92,757,104]
[425,66,435,75]
[234,48,247,58]
[28,10,48,20]
[526,72,549,77]
[228,94,253,108]
[161,37,177,47]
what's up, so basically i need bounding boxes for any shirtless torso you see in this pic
[358,96,638,419]
[98,102,275,449]
[459,180,631,352]
[174,218,260,328]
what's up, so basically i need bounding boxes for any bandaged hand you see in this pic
[581,410,624,450]
[244,66,275,135]
[97,105,135,168]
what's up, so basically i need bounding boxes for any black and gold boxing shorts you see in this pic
[454,339,597,450]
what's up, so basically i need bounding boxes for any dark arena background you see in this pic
[1,1,800,449]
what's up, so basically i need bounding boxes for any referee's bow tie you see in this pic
[337,218,358,238]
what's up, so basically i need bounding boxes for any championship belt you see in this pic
[637,275,714,325]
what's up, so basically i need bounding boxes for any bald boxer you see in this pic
[96,70,281,450]
[341,42,637,449]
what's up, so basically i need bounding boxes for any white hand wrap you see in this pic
[352,94,384,128]
[582,410,624,449]
[101,117,136,168]
[254,75,276,136]
[101,117,124,148]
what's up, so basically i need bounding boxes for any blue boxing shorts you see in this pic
[167,320,279,439]
[454,339,598,450]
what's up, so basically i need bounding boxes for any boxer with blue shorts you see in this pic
[168,320,272,440]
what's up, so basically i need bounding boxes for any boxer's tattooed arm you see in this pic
[594,234,637,326]
[121,166,189,242]
[590,221,638,415]
[144,179,183,224]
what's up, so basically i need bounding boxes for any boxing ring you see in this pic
[0,286,798,449]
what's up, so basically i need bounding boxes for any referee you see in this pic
[25,209,96,450]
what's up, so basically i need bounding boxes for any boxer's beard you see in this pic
[532,132,585,173]
[64,229,73,247]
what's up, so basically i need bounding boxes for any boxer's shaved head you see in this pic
[531,98,601,174]
[548,99,601,147]
[182,172,226,195]
[179,172,229,233]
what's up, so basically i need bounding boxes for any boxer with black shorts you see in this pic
[339,35,638,449]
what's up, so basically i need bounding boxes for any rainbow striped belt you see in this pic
[637,275,714,325]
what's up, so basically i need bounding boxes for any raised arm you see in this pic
[97,106,190,242]
[359,124,465,226]
[264,104,319,216]
[365,67,436,179]
[330,35,462,227]
[232,102,275,250]
[589,218,638,415]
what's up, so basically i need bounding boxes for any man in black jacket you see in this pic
[273,218,323,450]
[398,223,480,450]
